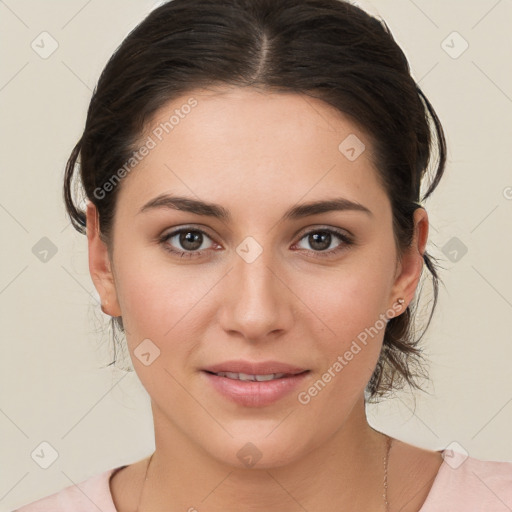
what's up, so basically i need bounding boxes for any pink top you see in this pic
[13,450,512,511]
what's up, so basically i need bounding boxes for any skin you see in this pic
[86,86,443,511]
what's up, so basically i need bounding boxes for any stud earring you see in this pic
[396,297,405,309]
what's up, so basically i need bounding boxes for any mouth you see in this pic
[201,363,310,407]
[203,370,308,381]
[202,360,308,376]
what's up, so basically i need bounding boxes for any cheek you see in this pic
[294,261,391,394]
[112,258,208,394]
[300,261,391,341]
[294,280,387,424]
[113,246,214,338]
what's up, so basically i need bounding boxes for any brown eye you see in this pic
[306,231,333,251]
[178,231,204,251]
[294,228,354,258]
[159,227,216,259]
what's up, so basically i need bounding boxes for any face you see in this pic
[87,86,427,469]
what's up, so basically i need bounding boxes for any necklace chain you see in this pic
[137,435,393,512]
[384,434,392,511]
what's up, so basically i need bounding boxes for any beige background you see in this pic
[1,0,511,509]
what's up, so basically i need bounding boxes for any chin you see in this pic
[204,430,312,470]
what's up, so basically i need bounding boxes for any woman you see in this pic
[14,0,512,510]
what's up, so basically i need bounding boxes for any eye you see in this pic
[293,228,354,258]
[159,227,218,259]
[158,226,354,260]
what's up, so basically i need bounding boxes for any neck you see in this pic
[139,396,390,512]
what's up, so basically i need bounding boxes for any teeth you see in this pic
[215,372,287,381]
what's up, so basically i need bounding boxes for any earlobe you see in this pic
[86,201,122,317]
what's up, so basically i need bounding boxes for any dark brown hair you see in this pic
[63,0,446,401]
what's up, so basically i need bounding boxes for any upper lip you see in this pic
[202,360,308,375]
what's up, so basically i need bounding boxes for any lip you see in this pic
[202,371,309,407]
[202,360,308,375]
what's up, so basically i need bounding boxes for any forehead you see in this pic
[118,86,388,219]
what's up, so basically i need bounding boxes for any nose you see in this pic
[218,243,295,343]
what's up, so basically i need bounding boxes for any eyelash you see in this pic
[158,226,354,260]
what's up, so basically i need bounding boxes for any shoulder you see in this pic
[12,466,125,512]
[421,450,512,511]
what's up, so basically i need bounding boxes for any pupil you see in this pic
[310,232,330,251]
[181,231,202,250]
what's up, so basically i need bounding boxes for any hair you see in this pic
[63,0,446,401]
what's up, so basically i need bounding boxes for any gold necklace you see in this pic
[136,435,393,511]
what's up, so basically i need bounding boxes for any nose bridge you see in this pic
[219,237,292,340]
[236,242,276,297]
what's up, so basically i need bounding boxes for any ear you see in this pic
[86,201,122,317]
[388,207,429,310]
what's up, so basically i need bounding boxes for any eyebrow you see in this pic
[138,194,373,221]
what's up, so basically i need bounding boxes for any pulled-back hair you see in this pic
[63,0,446,401]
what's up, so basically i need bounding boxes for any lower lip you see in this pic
[202,371,310,407]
